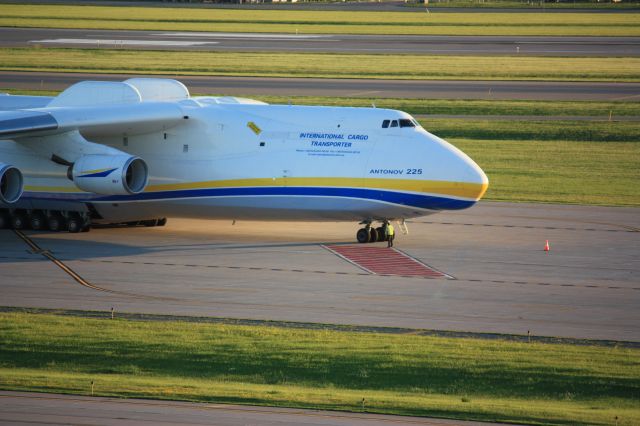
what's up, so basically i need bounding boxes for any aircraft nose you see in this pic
[460,154,489,201]
[421,132,489,202]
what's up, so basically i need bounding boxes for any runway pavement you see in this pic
[5,27,640,56]
[2,71,639,101]
[0,391,510,426]
[1,202,638,342]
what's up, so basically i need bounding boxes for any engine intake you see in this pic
[71,155,148,195]
[0,163,24,204]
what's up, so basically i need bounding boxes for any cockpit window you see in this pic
[382,119,390,128]
[399,119,415,128]
[390,120,398,128]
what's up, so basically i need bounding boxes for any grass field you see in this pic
[2,48,640,82]
[419,119,640,206]
[1,312,639,425]
[0,4,638,36]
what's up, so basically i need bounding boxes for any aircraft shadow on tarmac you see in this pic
[1,229,359,263]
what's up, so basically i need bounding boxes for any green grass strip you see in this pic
[257,96,640,117]
[452,138,640,206]
[3,48,640,81]
[1,4,639,35]
[424,119,640,142]
[1,312,639,425]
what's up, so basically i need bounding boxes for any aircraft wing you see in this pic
[0,78,190,170]
[0,102,187,141]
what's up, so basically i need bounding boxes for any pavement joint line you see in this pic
[414,220,639,233]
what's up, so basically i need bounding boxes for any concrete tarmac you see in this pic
[1,202,638,342]
[2,71,639,101]
[6,28,640,56]
[0,391,510,426]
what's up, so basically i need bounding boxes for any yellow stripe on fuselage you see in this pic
[147,177,488,201]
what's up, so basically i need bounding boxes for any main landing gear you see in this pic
[355,220,409,244]
[0,207,168,233]
[0,208,91,233]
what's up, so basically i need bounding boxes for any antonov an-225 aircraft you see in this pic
[0,78,488,243]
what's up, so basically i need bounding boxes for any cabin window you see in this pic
[399,119,415,128]
[390,120,398,128]
[382,119,390,128]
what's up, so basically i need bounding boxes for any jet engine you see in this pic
[70,155,148,195]
[0,163,24,204]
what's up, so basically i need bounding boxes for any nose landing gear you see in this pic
[356,220,407,244]
[356,222,387,244]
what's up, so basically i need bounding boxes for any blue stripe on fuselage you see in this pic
[22,186,476,211]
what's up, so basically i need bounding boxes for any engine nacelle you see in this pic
[71,155,148,195]
[0,163,24,204]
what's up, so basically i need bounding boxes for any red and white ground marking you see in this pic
[323,245,453,279]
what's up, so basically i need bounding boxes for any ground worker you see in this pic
[385,220,395,247]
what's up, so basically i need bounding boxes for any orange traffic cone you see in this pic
[544,240,550,252]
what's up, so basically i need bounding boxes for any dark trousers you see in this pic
[387,234,395,247]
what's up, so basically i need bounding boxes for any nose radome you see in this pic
[462,154,489,201]
[423,132,489,201]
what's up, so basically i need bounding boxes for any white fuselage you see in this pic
[1,97,488,223]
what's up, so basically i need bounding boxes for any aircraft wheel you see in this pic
[67,215,82,233]
[157,218,167,227]
[81,223,91,233]
[30,211,46,230]
[356,228,370,244]
[369,227,378,243]
[376,226,386,242]
[48,214,65,232]
[11,212,27,230]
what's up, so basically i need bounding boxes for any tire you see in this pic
[376,227,386,242]
[81,224,91,233]
[0,210,9,229]
[356,228,370,244]
[67,216,82,233]
[11,212,27,230]
[369,227,378,243]
[30,211,46,230]
[157,218,167,227]
[48,215,65,232]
